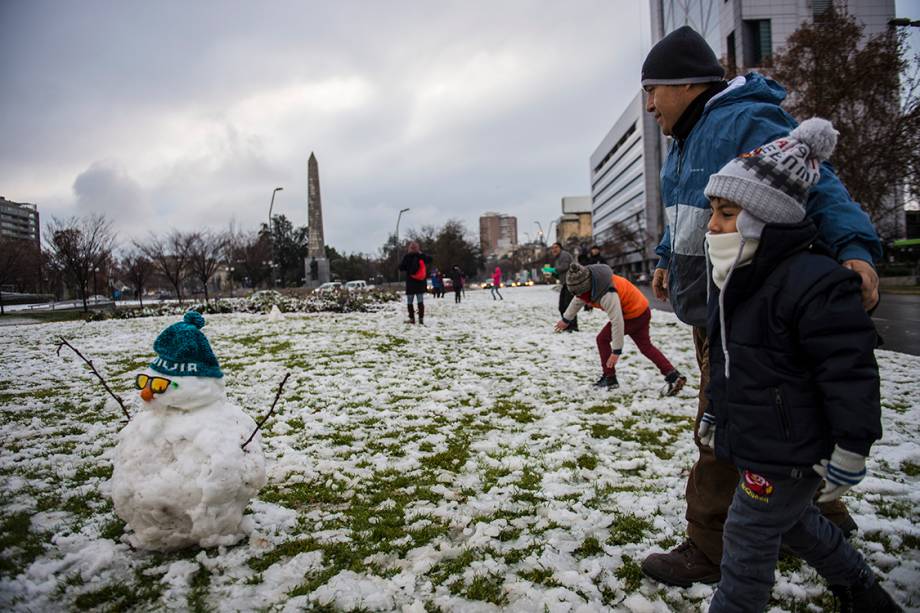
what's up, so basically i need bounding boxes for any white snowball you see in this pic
[111,394,267,551]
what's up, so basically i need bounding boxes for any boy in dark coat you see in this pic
[398,241,432,324]
[700,118,898,612]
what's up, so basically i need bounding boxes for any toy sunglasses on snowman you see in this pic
[135,310,227,412]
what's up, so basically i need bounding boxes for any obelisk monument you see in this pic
[305,152,330,286]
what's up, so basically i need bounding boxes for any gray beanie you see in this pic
[565,263,591,296]
[704,117,838,239]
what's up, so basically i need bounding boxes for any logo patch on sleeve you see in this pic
[741,471,774,502]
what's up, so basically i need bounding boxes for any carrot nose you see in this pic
[140,387,154,402]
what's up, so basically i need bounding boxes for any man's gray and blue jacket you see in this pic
[655,73,881,327]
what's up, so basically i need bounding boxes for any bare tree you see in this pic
[0,237,26,315]
[120,249,154,307]
[45,214,117,312]
[138,230,195,303]
[770,8,920,240]
[187,230,229,304]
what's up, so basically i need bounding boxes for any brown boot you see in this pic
[406,304,415,324]
[641,539,721,588]
[418,303,425,325]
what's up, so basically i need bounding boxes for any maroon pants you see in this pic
[597,307,674,376]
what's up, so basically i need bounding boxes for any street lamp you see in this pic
[534,221,545,245]
[395,208,410,279]
[546,220,558,245]
[268,187,284,230]
[228,266,236,298]
[93,266,100,304]
[395,207,410,244]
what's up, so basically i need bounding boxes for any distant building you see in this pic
[0,196,40,244]
[720,0,894,70]
[479,213,518,258]
[557,196,593,246]
[589,92,664,275]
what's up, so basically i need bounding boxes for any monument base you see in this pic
[304,256,331,287]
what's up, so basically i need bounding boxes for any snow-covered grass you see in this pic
[1,286,918,612]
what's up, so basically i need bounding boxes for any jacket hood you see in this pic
[707,73,787,115]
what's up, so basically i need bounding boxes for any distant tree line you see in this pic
[0,212,484,313]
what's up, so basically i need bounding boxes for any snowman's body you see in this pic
[111,370,267,551]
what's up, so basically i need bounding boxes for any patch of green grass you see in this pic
[577,454,598,470]
[607,513,653,546]
[492,399,537,424]
[260,479,349,508]
[427,548,478,585]
[455,573,508,605]
[73,462,113,483]
[776,553,803,574]
[187,563,212,613]
[615,554,643,592]
[512,467,543,504]
[518,566,560,587]
[420,433,470,473]
[874,498,915,521]
[376,336,409,353]
[286,417,305,430]
[589,418,675,459]
[0,511,47,578]
[249,538,321,573]
[574,536,605,558]
[902,461,920,477]
[99,517,126,541]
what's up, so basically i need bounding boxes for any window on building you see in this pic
[726,30,736,69]
[742,19,772,67]
[813,0,832,16]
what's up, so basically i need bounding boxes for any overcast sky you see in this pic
[0,0,654,254]
[2,1,918,255]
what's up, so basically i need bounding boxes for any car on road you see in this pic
[344,280,368,291]
[315,281,342,294]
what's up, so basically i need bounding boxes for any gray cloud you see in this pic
[1,0,648,254]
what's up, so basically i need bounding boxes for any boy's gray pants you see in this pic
[709,471,874,612]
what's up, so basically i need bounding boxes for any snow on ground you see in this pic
[0,285,918,612]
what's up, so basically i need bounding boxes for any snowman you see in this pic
[110,311,267,551]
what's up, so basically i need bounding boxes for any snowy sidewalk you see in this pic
[0,286,918,612]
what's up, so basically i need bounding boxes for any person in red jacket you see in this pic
[555,262,686,395]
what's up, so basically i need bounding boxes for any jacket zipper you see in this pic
[773,388,791,440]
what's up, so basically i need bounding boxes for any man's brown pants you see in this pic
[685,326,853,566]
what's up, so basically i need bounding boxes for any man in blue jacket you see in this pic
[637,26,882,588]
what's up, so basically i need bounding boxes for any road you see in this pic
[639,286,919,356]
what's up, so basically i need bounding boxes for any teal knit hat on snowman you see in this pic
[150,311,223,378]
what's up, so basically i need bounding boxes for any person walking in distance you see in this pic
[637,26,881,588]
[555,262,686,394]
[449,265,464,304]
[549,242,578,332]
[491,266,503,300]
[398,241,432,325]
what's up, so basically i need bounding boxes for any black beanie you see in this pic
[641,26,724,87]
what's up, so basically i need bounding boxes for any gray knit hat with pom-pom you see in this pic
[704,117,838,239]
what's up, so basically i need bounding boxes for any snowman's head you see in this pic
[135,369,226,411]
[139,310,226,411]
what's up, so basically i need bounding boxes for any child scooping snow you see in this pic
[699,118,899,612]
[554,263,686,396]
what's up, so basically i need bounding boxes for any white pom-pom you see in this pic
[790,117,838,161]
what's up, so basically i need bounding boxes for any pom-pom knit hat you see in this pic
[641,26,725,87]
[566,263,592,296]
[704,117,839,239]
[150,311,223,378]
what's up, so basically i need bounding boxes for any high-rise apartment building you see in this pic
[720,0,894,70]
[479,213,518,258]
[0,196,40,244]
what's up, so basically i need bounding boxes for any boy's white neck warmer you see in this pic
[706,232,759,289]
